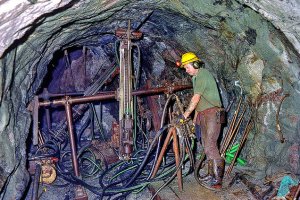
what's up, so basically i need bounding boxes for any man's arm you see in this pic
[183,94,200,119]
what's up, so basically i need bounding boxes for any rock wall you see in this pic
[0,0,300,198]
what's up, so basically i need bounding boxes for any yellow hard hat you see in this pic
[181,52,200,67]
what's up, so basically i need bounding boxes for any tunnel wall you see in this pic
[0,0,300,199]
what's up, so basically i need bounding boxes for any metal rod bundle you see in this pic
[150,127,183,191]
[227,106,248,151]
[225,118,253,176]
[294,183,300,200]
[220,97,244,157]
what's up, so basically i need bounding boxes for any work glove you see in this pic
[176,114,186,124]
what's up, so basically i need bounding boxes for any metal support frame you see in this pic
[150,127,183,191]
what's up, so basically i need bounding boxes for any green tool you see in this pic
[225,144,247,166]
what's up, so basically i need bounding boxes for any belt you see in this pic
[196,107,224,125]
[199,107,222,115]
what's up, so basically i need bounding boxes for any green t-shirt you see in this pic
[192,68,222,112]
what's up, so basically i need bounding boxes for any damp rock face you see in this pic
[0,0,300,199]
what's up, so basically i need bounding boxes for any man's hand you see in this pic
[176,114,187,124]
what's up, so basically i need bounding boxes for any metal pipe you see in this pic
[221,103,239,153]
[294,183,300,200]
[64,96,80,177]
[228,106,248,150]
[132,85,192,96]
[69,92,116,105]
[151,127,174,178]
[222,105,247,157]
[225,120,253,176]
[172,128,183,191]
[38,85,192,107]
[31,163,41,200]
[220,97,242,155]
[221,102,245,157]
[39,91,116,107]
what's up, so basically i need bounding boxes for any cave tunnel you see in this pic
[1,0,300,199]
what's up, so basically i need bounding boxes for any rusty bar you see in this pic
[38,92,116,107]
[69,91,116,104]
[172,128,183,191]
[151,128,174,178]
[115,28,143,39]
[64,96,80,177]
[294,183,300,200]
[221,98,242,153]
[132,85,192,96]
[227,106,247,149]
[38,85,192,107]
[39,99,65,107]
[226,120,253,176]
[221,104,246,157]
[220,97,242,155]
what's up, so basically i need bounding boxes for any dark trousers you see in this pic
[196,107,222,160]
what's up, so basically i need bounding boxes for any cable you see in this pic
[124,125,169,187]
[29,142,60,161]
[150,135,186,200]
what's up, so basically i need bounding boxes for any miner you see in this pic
[177,52,225,190]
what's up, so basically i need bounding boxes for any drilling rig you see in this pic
[115,21,142,160]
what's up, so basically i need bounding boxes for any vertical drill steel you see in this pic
[172,128,183,191]
[65,96,80,177]
[151,128,174,178]
[225,120,253,176]
[150,127,182,191]
[221,98,244,157]
[220,97,242,154]
[227,106,247,151]
[294,183,300,200]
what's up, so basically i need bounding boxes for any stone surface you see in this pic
[0,0,300,199]
[0,0,73,56]
[240,0,300,54]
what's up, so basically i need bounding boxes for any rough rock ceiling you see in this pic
[1,0,300,56]
[0,0,300,199]
[242,0,300,54]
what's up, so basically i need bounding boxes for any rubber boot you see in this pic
[211,159,225,190]
[198,159,213,182]
[199,159,224,191]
